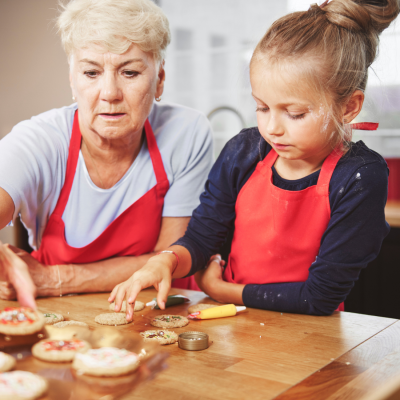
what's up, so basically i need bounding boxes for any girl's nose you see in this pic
[101,72,122,103]
[265,113,284,136]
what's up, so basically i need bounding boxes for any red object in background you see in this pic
[385,159,400,201]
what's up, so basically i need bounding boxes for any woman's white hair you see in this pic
[57,0,171,63]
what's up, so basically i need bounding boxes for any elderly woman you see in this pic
[0,0,212,308]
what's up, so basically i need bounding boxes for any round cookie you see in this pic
[150,315,189,329]
[109,300,145,312]
[0,371,48,400]
[140,330,178,345]
[95,313,132,326]
[42,312,64,325]
[0,307,44,335]
[188,304,218,314]
[53,320,88,328]
[32,339,91,362]
[72,347,140,376]
[0,353,15,372]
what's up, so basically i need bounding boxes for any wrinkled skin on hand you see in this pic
[0,242,38,308]
[0,243,57,308]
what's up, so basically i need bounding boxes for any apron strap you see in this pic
[316,147,343,195]
[144,119,168,184]
[52,110,82,218]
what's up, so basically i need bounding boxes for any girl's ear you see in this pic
[342,90,365,123]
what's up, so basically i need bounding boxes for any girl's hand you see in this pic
[0,241,37,308]
[194,254,226,299]
[108,253,176,322]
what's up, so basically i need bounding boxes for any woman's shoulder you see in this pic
[8,104,77,150]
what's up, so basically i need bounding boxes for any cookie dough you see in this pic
[150,315,189,329]
[108,300,145,312]
[0,353,15,373]
[53,321,88,328]
[32,339,91,362]
[0,371,48,400]
[95,313,132,326]
[0,307,44,335]
[42,312,64,325]
[72,347,140,376]
[140,330,178,345]
[188,304,219,314]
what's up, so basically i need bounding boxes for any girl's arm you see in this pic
[198,159,389,315]
[109,131,261,318]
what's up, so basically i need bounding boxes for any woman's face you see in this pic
[69,44,165,142]
[250,60,336,165]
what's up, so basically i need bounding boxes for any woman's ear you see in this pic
[343,90,365,123]
[155,60,166,99]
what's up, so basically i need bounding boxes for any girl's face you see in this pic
[250,61,337,165]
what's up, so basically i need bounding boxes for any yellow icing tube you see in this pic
[188,304,246,320]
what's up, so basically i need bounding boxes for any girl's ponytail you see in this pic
[251,0,399,148]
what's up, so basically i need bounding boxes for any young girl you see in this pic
[110,0,399,319]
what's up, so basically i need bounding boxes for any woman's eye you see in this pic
[288,113,306,120]
[84,70,99,78]
[256,107,269,113]
[123,70,139,78]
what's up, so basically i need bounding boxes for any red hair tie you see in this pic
[350,122,379,131]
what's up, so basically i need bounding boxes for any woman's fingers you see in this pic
[0,243,37,309]
[113,283,128,312]
[0,281,17,300]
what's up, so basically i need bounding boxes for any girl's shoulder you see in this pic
[330,141,388,204]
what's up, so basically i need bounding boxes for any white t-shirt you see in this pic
[0,102,213,249]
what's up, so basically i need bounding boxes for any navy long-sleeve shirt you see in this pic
[175,128,390,315]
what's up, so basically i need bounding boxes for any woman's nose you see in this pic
[100,73,122,102]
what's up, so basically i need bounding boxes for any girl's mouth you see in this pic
[271,142,290,150]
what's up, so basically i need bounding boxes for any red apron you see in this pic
[31,111,169,265]
[224,147,345,311]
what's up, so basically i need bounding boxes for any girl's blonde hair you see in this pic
[251,0,399,148]
[57,0,171,63]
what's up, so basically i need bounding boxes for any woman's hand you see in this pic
[0,242,37,308]
[108,253,177,322]
[194,255,226,301]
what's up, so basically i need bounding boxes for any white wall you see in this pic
[0,0,72,244]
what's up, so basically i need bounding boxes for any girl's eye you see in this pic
[288,113,306,120]
[123,70,139,78]
[84,70,99,78]
[256,107,269,113]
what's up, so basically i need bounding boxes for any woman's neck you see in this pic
[80,128,144,189]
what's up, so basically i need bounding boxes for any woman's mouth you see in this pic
[99,113,126,120]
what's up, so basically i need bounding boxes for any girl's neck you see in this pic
[273,145,333,181]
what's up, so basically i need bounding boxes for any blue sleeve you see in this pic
[243,161,390,315]
[174,129,263,274]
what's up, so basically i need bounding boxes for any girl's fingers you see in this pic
[114,284,128,312]
[127,279,144,304]
[156,279,171,310]
[125,300,135,322]
[108,283,121,304]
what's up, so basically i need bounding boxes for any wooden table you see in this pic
[1,288,399,400]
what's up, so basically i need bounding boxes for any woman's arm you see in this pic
[0,188,14,230]
[0,216,190,301]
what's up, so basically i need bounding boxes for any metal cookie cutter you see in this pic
[178,331,209,351]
